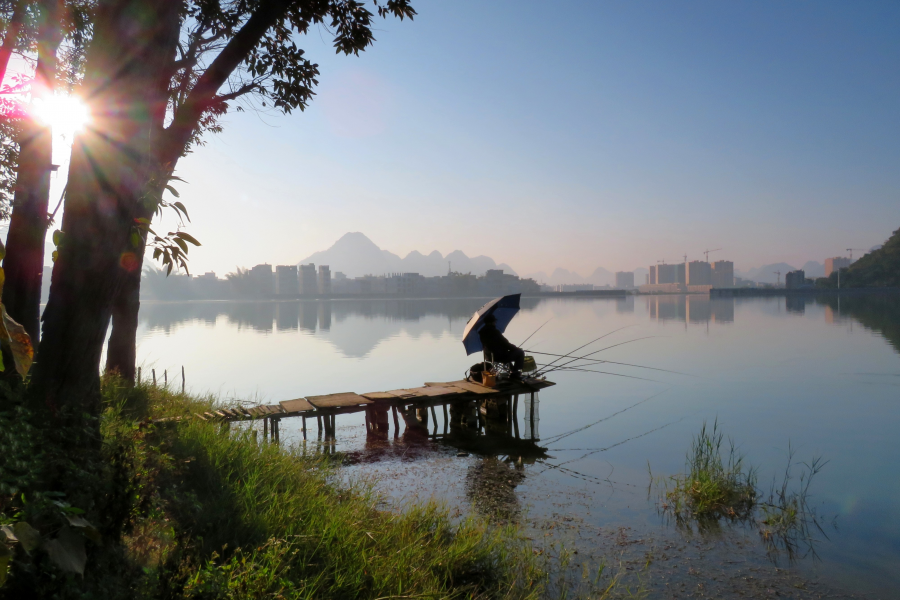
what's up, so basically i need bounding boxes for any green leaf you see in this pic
[174,238,188,253]
[0,306,34,377]
[0,238,5,261]
[65,516,101,544]
[52,229,63,246]
[51,250,58,263]
[12,522,41,554]
[177,232,201,246]
[130,231,141,249]
[44,526,86,576]
[0,546,10,587]
[164,184,180,198]
[173,201,190,222]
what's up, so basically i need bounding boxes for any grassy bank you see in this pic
[1,378,545,599]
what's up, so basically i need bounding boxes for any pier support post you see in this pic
[391,405,400,438]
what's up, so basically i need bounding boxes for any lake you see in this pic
[128,294,900,598]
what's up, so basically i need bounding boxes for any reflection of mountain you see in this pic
[297,232,517,278]
[645,295,734,325]
[139,298,541,358]
[816,295,900,353]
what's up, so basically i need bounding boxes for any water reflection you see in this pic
[646,295,734,325]
[816,294,900,353]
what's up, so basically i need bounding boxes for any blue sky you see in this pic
[159,0,898,277]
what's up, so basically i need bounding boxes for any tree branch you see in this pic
[216,82,258,103]
[159,0,296,165]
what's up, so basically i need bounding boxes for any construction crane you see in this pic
[703,248,722,262]
[774,270,782,286]
[846,248,866,261]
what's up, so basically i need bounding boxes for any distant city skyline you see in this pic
[22,1,896,279]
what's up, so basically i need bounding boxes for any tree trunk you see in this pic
[2,0,63,344]
[2,120,52,343]
[28,0,180,424]
[0,0,27,85]
[105,0,295,382]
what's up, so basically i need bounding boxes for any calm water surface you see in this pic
[130,294,900,597]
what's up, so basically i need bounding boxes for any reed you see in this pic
[661,420,758,524]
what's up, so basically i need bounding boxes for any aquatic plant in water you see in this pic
[657,420,830,562]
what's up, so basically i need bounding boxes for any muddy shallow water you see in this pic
[131,294,900,598]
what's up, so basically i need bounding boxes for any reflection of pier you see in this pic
[646,295,734,324]
[160,377,554,450]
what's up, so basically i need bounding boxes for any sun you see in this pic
[31,94,90,136]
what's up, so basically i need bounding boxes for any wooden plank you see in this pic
[306,392,373,409]
[360,391,399,401]
[280,398,315,413]
[263,404,285,415]
[405,386,463,398]
[425,380,496,395]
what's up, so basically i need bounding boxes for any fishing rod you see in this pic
[532,325,636,374]
[529,350,695,377]
[538,336,659,376]
[519,318,551,347]
[533,364,659,382]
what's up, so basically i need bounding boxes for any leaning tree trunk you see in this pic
[2,0,63,344]
[103,0,297,382]
[28,0,180,427]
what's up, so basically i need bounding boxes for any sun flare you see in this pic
[31,94,90,135]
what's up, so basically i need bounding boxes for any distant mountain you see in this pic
[801,261,825,278]
[297,232,517,278]
[738,263,799,284]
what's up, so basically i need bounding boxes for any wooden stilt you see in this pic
[302,416,307,440]
[391,405,400,437]
[152,369,156,386]
[364,408,371,434]
[429,405,438,435]
[182,366,185,394]
[442,403,449,435]
[263,417,269,441]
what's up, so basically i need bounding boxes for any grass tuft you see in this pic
[661,419,757,524]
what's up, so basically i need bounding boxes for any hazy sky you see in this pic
[47,0,900,276]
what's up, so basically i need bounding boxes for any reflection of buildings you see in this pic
[139,297,544,357]
[817,294,900,353]
[275,302,299,331]
[786,296,807,314]
[616,295,635,313]
[646,295,734,325]
[300,301,318,332]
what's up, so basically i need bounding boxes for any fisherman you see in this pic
[478,314,525,376]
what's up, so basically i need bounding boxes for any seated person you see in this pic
[478,314,525,376]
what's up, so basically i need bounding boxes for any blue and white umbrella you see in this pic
[461,294,521,355]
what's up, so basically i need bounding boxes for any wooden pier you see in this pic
[159,376,555,445]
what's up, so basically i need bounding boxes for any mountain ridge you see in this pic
[297,232,517,278]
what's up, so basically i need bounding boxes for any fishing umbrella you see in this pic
[461,293,521,355]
